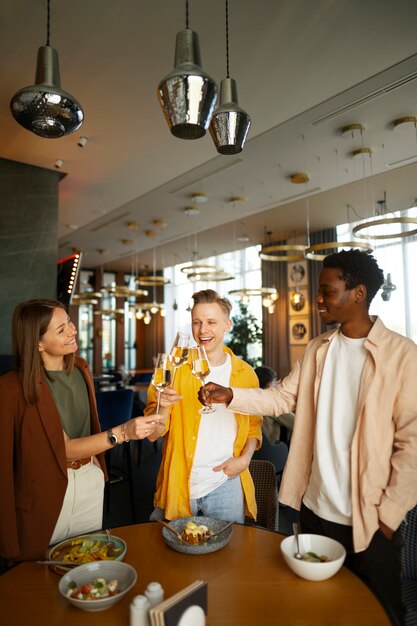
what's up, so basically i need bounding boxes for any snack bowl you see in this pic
[280,533,346,581]
[58,561,137,611]
[161,516,233,555]
[47,532,127,573]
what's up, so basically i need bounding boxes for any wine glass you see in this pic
[169,331,190,385]
[190,344,215,414]
[151,353,173,413]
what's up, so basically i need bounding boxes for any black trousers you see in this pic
[300,503,405,626]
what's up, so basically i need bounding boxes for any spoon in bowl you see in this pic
[293,522,303,560]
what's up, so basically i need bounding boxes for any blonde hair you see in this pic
[191,289,232,318]
[12,299,75,405]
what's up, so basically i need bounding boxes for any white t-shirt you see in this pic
[189,353,236,499]
[303,330,367,525]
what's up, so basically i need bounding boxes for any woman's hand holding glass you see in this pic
[190,345,215,414]
[125,415,164,439]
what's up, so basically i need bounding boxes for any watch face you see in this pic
[107,430,118,446]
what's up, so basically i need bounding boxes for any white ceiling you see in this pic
[1,0,417,274]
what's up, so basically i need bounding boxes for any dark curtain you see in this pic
[307,228,337,338]
[261,257,290,380]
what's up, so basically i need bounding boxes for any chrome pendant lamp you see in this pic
[10,0,84,138]
[209,0,251,154]
[157,0,218,140]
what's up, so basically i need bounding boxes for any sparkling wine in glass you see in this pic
[169,331,189,385]
[190,345,214,414]
[151,353,173,413]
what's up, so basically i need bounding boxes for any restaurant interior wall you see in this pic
[0,157,60,358]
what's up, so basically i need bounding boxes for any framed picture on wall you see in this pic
[289,316,310,345]
[287,259,308,287]
[288,287,309,317]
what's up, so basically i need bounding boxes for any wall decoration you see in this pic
[288,287,309,317]
[289,316,310,345]
[287,260,308,287]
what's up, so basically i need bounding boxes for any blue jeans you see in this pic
[150,476,245,523]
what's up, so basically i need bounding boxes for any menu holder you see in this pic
[148,580,208,626]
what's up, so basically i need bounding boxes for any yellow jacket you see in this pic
[145,347,262,520]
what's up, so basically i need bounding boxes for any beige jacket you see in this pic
[229,317,417,552]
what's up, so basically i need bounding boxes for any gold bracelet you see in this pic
[121,423,129,443]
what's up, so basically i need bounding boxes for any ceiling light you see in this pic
[183,205,200,216]
[55,159,63,169]
[305,240,373,261]
[153,219,167,228]
[127,221,140,231]
[191,192,208,203]
[10,0,83,138]
[352,192,417,241]
[229,195,247,203]
[136,275,170,286]
[143,311,152,325]
[259,244,306,262]
[157,0,217,140]
[78,135,88,147]
[340,123,365,139]
[392,116,417,130]
[237,234,250,243]
[289,172,310,184]
[209,0,251,154]
[351,147,373,159]
[121,238,134,246]
[144,230,157,238]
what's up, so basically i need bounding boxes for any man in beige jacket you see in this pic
[200,250,417,626]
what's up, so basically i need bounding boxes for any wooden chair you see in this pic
[400,504,417,625]
[244,459,279,531]
[95,388,136,522]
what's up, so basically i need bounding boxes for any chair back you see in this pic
[401,504,417,580]
[245,459,279,531]
[95,388,134,430]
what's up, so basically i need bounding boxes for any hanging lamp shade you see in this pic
[209,77,251,154]
[157,29,218,140]
[10,45,84,138]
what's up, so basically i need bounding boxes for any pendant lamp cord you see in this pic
[46,0,51,46]
[225,0,230,77]
[185,0,189,29]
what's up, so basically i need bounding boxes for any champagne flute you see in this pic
[169,331,190,385]
[190,344,215,414]
[151,353,173,414]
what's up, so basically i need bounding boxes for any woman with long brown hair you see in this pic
[0,299,161,562]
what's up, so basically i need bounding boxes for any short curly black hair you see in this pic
[323,249,384,307]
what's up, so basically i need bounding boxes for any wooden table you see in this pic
[0,523,389,626]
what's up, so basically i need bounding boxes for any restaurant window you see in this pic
[101,272,116,370]
[124,274,137,371]
[337,205,417,343]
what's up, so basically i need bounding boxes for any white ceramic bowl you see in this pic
[58,560,137,611]
[280,533,346,581]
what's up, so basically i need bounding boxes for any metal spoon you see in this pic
[206,521,234,541]
[292,522,303,559]
[157,519,183,541]
[105,528,115,557]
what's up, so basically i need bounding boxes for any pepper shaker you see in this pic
[144,581,164,607]
[130,594,151,626]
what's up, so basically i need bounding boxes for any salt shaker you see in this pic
[130,594,151,626]
[144,581,164,607]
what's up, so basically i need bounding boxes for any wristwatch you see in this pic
[107,428,119,446]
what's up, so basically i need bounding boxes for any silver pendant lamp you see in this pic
[10,0,84,138]
[210,0,251,154]
[157,0,218,140]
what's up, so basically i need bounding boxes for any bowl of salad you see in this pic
[58,561,137,611]
[280,533,346,581]
[48,532,127,573]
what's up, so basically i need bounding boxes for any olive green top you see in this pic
[45,367,91,438]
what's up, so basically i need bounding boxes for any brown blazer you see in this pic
[0,357,106,561]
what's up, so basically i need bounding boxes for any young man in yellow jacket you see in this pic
[145,289,262,523]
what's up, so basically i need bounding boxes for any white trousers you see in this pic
[49,460,105,546]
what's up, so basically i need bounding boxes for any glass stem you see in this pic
[156,390,161,414]
[171,367,177,386]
